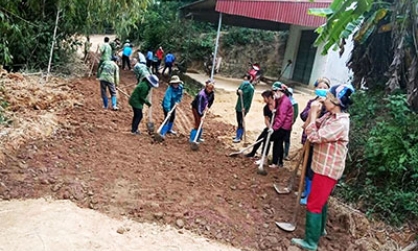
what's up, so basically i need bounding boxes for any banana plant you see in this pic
[308,0,374,55]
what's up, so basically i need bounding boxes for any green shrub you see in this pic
[222,27,275,48]
[339,92,418,225]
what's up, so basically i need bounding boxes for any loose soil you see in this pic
[0,68,411,251]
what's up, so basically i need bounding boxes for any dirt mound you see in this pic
[0,69,414,251]
[0,72,82,164]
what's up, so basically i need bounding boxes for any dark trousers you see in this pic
[271,128,290,165]
[192,108,201,129]
[100,80,116,99]
[236,111,244,129]
[122,55,131,70]
[249,128,269,156]
[131,107,143,133]
[162,62,173,75]
[305,145,315,180]
[163,109,176,123]
[152,61,159,74]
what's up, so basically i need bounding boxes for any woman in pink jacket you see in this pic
[269,82,294,168]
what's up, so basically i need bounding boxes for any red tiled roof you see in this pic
[215,0,332,27]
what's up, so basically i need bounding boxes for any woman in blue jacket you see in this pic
[159,75,184,137]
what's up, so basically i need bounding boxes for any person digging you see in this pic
[233,74,255,143]
[246,90,275,160]
[290,83,354,251]
[190,81,215,142]
[159,75,184,139]
[128,74,159,135]
[97,56,119,111]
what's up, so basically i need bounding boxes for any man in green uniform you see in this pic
[98,37,112,75]
[98,57,119,110]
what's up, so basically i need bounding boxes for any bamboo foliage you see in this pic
[0,0,149,69]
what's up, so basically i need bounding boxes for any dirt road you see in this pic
[0,69,365,251]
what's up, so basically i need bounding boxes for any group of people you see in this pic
[96,36,355,250]
[233,76,299,168]
[231,74,354,251]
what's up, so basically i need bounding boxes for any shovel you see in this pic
[154,103,178,142]
[228,138,264,157]
[190,110,207,151]
[257,111,276,176]
[146,88,155,134]
[273,146,305,194]
[116,87,129,97]
[275,141,311,232]
[239,92,248,146]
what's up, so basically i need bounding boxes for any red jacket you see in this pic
[156,48,164,60]
[273,95,293,131]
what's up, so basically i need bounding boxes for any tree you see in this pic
[0,0,149,70]
[309,0,418,111]
[309,0,418,224]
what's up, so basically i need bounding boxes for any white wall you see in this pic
[281,25,353,87]
[281,25,304,80]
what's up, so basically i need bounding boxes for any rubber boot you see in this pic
[102,97,108,109]
[167,122,177,135]
[233,128,243,143]
[160,123,170,137]
[291,211,322,250]
[321,204,328,236]
[111,96,118,110]
[300,177,312,205]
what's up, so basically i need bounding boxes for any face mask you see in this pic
[315,89,328,98]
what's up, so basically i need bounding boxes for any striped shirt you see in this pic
[305,112,350,180]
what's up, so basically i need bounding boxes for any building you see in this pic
[180,0,353,87]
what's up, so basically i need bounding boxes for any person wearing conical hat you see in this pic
[129,74,159,135]
[159,75,184,138]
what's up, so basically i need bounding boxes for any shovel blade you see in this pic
[275,221,296,232]
[257,167,267,176]
[228,151,242,157]
[153,133,164,142]
[147,122,155,134]
[190,142,199,151]
[273,184,291,194]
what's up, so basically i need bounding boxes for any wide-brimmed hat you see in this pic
[169,75,183,84]
[145,74,159,88]
[125,39,130,43]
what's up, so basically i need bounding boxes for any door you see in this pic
[292,30,317,85]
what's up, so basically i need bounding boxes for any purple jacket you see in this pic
[300,97,327,144]
[191,88,214,116]
[273,95,293,131]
